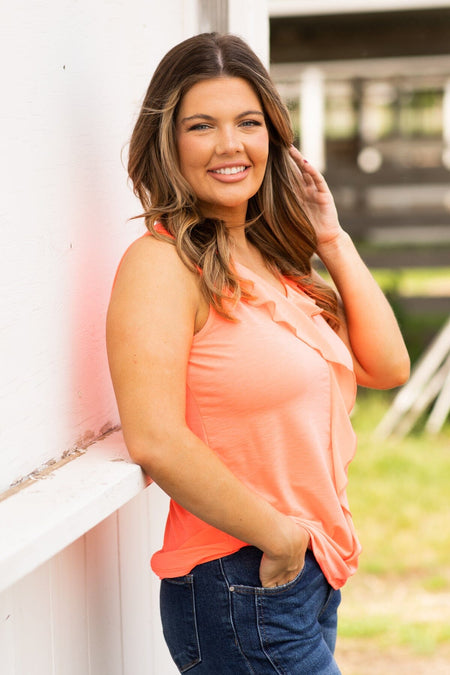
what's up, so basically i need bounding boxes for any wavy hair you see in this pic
[128,32,339,327]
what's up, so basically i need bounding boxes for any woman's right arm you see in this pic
[106,236,309,587]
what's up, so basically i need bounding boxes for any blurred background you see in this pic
[269,1,450,365]
[268,2,450,673]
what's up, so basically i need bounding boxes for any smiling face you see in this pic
[175,77,270,227]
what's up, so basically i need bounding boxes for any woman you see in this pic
[107,33,409,674]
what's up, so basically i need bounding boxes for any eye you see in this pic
[188,123,212,131]
[240,119,263,128]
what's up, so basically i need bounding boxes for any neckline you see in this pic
[233,259,320,315]
[233,259,290,299]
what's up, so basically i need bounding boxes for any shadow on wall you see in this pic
[62,14,143,455]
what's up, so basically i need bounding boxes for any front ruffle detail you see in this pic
[236,263,358,503]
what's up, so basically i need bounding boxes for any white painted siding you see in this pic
[0,485,177,675]
[0,2,270,672]
[0,0,269,494]
[0,0,194,493]
[0,1,193,672]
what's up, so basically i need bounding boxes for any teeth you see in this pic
[212,166,247,175]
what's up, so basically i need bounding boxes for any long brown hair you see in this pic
[128,32,339,326]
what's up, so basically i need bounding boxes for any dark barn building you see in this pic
[270,6,450,264]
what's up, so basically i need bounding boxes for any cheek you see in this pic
[261,148,269,169]
[176,138,191,178]
[178,138,207,179]
[256,147,269,178]
[254,134,269,168]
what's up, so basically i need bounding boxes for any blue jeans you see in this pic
[160,546,342,673]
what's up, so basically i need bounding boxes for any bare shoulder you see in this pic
[114,234,197,293]
[106,235,201,454]
[107,234,202,342]
[111,235,201,311]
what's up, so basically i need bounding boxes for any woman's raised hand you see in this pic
[289,145,344,249]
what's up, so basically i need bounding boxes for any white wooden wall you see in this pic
[0,2,269,673]
[0,1,196,673]
[0,0,268,495]
[0,0,198,494]
[0,485,176,675]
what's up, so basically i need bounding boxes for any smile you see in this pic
[210,166,248,175]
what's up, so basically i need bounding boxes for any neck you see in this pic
[227,225,248,253]
[228,230,268,272]
[200,201,248,238]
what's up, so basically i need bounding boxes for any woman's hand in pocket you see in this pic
[259,521,310,588]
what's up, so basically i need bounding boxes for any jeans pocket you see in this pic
[160,575,201,672]
[229,556,307,597]
[256,561,307,596]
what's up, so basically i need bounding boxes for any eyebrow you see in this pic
[179,110,265,124]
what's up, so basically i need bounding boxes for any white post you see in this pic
[299,67,326,172]
[228,0,269,67]
[182,0,200,37]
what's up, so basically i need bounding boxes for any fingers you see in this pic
[288,145,310,178]
[288,145,328,192]
[264,570,302,589]
[259,524,310,588]
[259,556,305,589]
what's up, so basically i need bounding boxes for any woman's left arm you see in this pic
[290,145,410,389]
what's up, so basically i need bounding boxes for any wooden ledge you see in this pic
[0,431,148,593]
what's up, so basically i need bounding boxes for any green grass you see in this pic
[349,390,450,578]
[338,390,450,655]
[370,267,450,297]
[339,615,450,655]
[319,266,450,298]
[329,267,450,661]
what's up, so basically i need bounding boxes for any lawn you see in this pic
[336,389,450,673]
[370,267,450,298]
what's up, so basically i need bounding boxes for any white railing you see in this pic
[0,432,177,675]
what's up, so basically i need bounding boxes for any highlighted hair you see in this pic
[128,33,339,327]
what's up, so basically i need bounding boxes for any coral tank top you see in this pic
[149,244,361,590]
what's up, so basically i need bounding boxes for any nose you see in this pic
[216,126,244,155]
